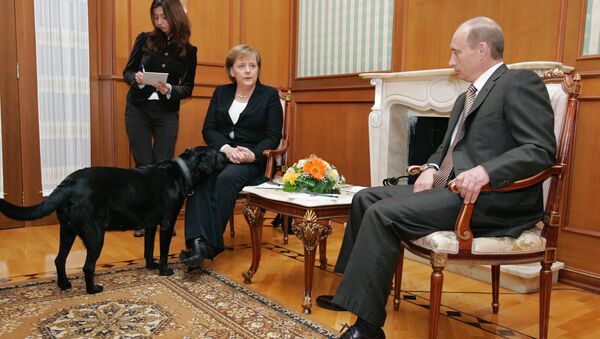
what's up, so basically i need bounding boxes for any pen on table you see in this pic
[309,193,339,198]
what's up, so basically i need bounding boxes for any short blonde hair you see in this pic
[225,44,261,82]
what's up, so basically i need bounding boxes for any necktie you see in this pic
[433,84,477,188]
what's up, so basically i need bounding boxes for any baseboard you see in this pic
[559,268,600,293]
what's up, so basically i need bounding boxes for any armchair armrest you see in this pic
[447,164,564,251]
[262,140,289,179]
[405,163,564,252]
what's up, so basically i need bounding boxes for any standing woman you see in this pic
[123,0,197,237]
[180,45,283,268]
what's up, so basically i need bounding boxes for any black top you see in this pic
[123,32,197,112]
[202,82,283,164]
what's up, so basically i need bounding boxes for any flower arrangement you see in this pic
[282,154,346,194]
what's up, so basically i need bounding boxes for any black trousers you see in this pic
[125,101,179,167]
[332,185,462,327]
[184,162,266,258]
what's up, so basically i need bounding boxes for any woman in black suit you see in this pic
[123,0,197,237]
[180,44,283,268]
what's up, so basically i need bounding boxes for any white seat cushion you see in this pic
[410,225,546,255]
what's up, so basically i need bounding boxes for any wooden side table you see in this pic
[240,186,357,314]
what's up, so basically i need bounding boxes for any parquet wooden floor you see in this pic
[0,213,598,338]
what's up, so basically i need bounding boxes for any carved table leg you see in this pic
[242,203,265,284]
[292,210,332,314]
[318,219,331,269]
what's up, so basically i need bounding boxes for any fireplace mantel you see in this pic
[361,61,574,186]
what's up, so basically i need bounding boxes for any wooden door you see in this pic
[0,0,24,229]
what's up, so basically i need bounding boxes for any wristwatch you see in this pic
[420,163,439,172]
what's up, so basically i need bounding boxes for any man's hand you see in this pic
[453,165,490,203]
[413,168,436,193]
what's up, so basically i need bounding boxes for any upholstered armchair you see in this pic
[394,73,581,339]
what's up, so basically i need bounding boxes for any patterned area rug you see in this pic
[0,263,337,338]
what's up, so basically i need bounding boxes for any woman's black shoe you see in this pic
[179,238,213,268]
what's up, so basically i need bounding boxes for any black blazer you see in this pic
[202,82,283,164]
[428,65,557,237]
[123,32,197,112]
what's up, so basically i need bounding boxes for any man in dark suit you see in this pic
[330,17,556,339]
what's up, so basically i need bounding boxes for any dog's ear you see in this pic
[215,152,228,169]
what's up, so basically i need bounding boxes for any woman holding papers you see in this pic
[123,0,197,237]
[123,0,196,167]
[180,44,283,268]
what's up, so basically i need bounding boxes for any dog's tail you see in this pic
[0,181,71,220]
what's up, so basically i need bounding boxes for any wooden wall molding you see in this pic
[577,71,600,78]
[293,72,379,81]
[562,227,600,237]
[292,84,374,92]
[555,0,568,61]
[294,99,375,104]
[559,268,600,293]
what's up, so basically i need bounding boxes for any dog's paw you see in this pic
[86,284,104,294]
[57,280,72,290]
[159,267,174,276]
[145,262,160,270]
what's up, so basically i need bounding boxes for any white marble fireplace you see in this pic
[360,61,572,292]
[361,61,573,186]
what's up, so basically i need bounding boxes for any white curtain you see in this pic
[34,0,91,196]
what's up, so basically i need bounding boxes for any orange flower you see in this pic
[303,158,327,180]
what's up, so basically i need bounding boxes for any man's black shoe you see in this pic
[316,295,347,311]
[338,324,386,339]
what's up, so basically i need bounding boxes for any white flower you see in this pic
[329,169,339,180]
[297,159,306,167]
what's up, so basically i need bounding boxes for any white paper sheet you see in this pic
[142,71,168,85]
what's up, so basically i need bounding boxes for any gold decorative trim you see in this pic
[542,67,567,81]
[291,210,332,252]
[457,229,472,241]
[242,203,263,227]
[302,295,312,314]
[563,74,582,96]
[544,247,557,263]
[431,252,448,267]
[544,212,561,227]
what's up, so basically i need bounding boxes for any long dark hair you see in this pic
[147,0,191,57]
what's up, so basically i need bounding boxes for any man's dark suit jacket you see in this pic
[202,81,283,164]
[427,64,556,237]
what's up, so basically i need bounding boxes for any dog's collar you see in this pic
[174,157,194,195]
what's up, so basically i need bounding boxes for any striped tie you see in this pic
[433,84,477,188]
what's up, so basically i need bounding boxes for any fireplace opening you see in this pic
[407,116,448,184]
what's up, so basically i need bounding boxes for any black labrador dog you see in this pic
[0,146,226,294]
